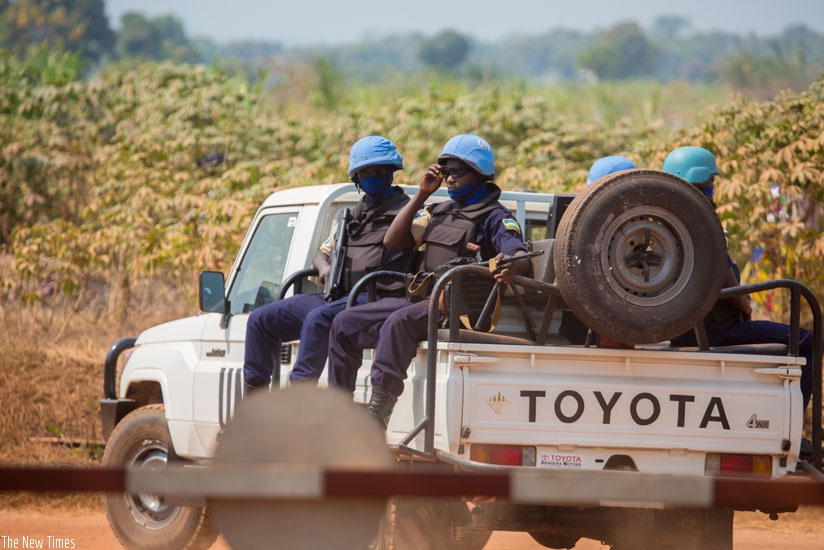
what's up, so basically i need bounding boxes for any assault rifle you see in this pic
[324,207,351,302]
[484,249,544,273]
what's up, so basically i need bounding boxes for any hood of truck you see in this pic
[135,314,209,345]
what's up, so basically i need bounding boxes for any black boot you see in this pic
[367,386,398,429]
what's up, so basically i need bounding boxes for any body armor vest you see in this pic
[422,183,502,271]
[343,188,412,294]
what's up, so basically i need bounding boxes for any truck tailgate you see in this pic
[455,344,803,475]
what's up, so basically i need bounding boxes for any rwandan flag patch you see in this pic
[502,218,521,234]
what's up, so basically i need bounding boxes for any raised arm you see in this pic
[384,163,444,249]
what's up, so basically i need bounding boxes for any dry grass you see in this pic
[0,342,101,455]
[0,289,189,511]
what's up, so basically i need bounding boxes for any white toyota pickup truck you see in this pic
[100,171,823,550]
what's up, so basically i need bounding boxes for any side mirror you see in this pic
[199,271,227,313]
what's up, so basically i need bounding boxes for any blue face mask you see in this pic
[359,175,391,198]
[448,180,485,204]
[700,185,714,198]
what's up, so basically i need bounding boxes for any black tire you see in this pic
[372,496,492,550]
[554,169,726,344]
[528,530,581,549]
[102,404,218,550]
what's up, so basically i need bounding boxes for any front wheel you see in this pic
[101,404,217,550]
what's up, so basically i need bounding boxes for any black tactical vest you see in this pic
[343,188,412,295]
[422,183,503,271]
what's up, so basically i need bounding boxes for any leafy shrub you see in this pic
[2,53,822,329]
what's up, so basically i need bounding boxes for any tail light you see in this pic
[705,453,772,477]
[470,444,536,466]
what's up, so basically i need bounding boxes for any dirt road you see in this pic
[0,508,821,549]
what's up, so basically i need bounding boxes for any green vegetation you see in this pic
[418,30,470,71]
[1,46,822,332]
[576,22,659,79]
[1,1,823,336]
[0,0,114,63]
[116,11,199,63]
[706,82,824,318]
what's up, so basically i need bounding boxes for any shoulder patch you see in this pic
[502,218,521,234]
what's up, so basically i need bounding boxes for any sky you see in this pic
[104,0,824,47]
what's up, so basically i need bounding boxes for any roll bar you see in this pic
[408,269,823,472]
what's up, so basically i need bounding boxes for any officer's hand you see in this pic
[317,263,331,285]
[418,164,444,197]
[492,252,517,284]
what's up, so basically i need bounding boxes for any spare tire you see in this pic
[553,169,726,344]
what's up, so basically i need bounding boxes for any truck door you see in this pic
[193,207,303,452]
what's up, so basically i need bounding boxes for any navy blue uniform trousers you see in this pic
[329,297,430,396]
[243,292,369,387]
[708,318,815,411]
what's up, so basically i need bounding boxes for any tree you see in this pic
[576,22,659,80]
[0,47,91,247]
[715,25,824,96]
[152,14,187,48]
[418,30,470,71]
[117,12,163,59]
[116,12,200,63]
[0,0,115,62]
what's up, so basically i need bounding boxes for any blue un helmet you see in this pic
[587,155,636,185]
[437,134,495,178]
[347,135,404,183]
[663,146,720,197]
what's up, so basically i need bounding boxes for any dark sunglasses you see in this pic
[440,165,472,179]
[357,166,390,179]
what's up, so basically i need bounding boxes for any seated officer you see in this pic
[327,134,529,427]
[587,155,636,185]
[665,145,817,412]
[243,136,413,392]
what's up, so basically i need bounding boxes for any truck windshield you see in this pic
[228,211,299,314]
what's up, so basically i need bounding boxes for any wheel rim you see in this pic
[600,206,694,307]
[124,439,180,530]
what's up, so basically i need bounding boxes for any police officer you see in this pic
[664,146,816,412]
[243,135,413,391]
[327,134,529,427]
